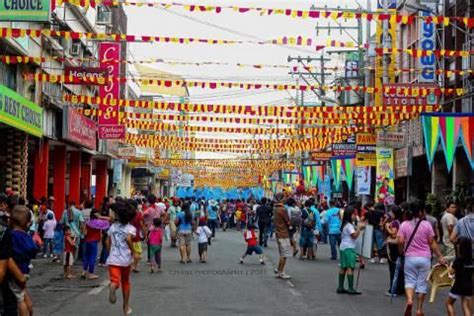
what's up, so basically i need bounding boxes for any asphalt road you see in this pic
[28,229,449,316]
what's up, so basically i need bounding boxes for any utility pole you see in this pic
[364,0,371,107]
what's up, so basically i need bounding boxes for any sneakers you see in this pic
[347,289,362,295]
[277,273,291,279]
[239,258,244,264]
[369,258,379,264]
[385,291,397,297]
[259,259,265,265]
[379,258,387,264]
[273,268,279,274]
[336,288,349,294]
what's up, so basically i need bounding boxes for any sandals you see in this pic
[404,303,413,316]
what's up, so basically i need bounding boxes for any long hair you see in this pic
[341,206,356,231]
[406,199,425,220]
[457,237,472,266]
[182,202,193,223]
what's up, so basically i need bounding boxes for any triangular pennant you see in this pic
[343,158,355,191]
[331,159,342,190]
[439,116,460,171]
[459,116,474,169]
[422,115,440,168]
[311,166,319,186]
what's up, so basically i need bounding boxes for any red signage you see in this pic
[62,107,97,150]
[64,66,106,85]
[383,83,438,106]
[98,42,123,138]
[98,125,126,139]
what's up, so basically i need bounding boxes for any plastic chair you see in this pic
[428,264,453,303]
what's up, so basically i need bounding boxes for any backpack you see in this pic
[289,207,303,227]
[304,208,315,229]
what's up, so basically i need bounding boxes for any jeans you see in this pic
[388,243,404,295]
[373,229,385,257]
[43,238,53,256]
[77,238,86,261]
[208,219,217,237]
[321,223,329,243]
[328,233,341,259]
[82,241,98,274]
[258,221,270,246]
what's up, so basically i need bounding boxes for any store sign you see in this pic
[377,0,397,9]
[356,133,377,167]
[62,106,97,150]
[356,166,371,195]
[332,142,357,158]
[0,0,50,21]
[395,147,412,178]
[377,130,406,148]
[118,146,136,157]
[418,2,437,83]
[0,84,42,137]
[98,42,123,139]
[311,151,332,165]
[383,83,438,106]
[64,66,106,85]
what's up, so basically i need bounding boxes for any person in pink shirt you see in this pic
[148,218,163,273]
[397,199,446,316]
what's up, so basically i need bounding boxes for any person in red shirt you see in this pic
[81,209,102,280]
[239,223,265,265]
[63,226,76,279]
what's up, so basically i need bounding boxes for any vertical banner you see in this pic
[376,148,395,205]
[355,166,371,195]
[331,159,342,191]
[98,43,125,139]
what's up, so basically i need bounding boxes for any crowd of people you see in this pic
[0,188,472,316]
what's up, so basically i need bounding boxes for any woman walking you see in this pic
[385,205,405,296]
[175,203,194,263]
[397,199,446,316]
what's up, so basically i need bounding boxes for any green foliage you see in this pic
[426,193,442,218]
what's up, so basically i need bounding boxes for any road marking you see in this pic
[289,288,302,296]
[286,281,295,288]
[88,280,109,295]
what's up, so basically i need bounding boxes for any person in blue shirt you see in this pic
[175,203,194,264]
[324,201,342,260]
[207,200,219,238]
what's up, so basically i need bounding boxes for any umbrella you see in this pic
[390,257,402,304]
[87,219,110,230]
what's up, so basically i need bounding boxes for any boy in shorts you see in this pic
[240,223,265,265]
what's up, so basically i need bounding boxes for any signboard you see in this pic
[332,143,357,158]
[62,106,97,150]
[113,160,123,184]
[0,0,50,21]
[377,0,397,9]
[98,43,123,139]
[345,60,359,79]
[376,148,395,205]
[311,151,332,165]
[395,147,412,178]
[377,130,406,148]
[0,84,43,137]
[383,83,438,106]
[356,133,377,166]
[64,66,106,85]
[118,146,136,158]
[419,1,437,83]
[356,166,371,195]
[355,224,374,258]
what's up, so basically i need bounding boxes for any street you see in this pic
[29,230,449,316]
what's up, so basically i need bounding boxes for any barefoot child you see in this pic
[63,225,76,278]
[106,201,138,315]
[445,237,472,316]
[195,219,212,263]
[9,206,37,316]
[240,223,265,265]
[148,218,163,273]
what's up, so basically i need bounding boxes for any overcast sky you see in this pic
[124,0,379,158]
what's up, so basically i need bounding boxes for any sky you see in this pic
[124,0,379,158]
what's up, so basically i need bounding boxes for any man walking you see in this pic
[441,201,458,259]
[256,198,273,247]
[324,201,342,260]
[273,193,292,279]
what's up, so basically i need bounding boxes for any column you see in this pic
[94,159,108,208]
[81,155,92,202]
[69,151,81,204]
[33,139,50,201]
[53,145,67,219]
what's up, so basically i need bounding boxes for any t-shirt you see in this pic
[244,229,258,247]
[397,219,434,258]
[340,223,356,250]
[10,229,37,274]
[367,209,384,229]
[60,207,85,239]
[441,212,458,247]
[106,223,136,267]
[196,226,212,243]
[82,208,92,222]
[168,206,180,222]
[143,206,162,229]
[85,225,101,242]
[453,214,474,240]
[256,204,273,224]
[130,211,143,243]
[425,215,439,238]
[148,227,163,246]
[64,232,75,253]
[207,205,218,220]
[325,207,342,234]
[43,219,57,239]
[176,212,193,233]
[274,202,290,239]
[0,224,17,315]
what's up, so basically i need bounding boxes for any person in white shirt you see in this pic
[42,213,57,258]
[194,219,212,263]
[440,202,458,259]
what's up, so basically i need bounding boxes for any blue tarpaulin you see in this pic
[175,186,264,201]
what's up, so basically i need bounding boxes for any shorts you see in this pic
[299,230,314,248]
[9,279,25,302]
[339,248,357,269]
[246,245,263,256]
[133,242,142,254]
[63,251,74,266]
[178,232,192,246]
[277,238,292,258]
[404,256,431,294]
[198,242,208,255]
[108,265,131,291]
[149,245,162,264]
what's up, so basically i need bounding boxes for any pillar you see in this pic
[81,155,92,202]
[33,140,49,201]
[53,145,66,219]
[69,151,81,205]
[95,159,108,208]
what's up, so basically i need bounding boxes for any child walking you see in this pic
[42,212,56,258]
[63,225,76,279]
[240,223,265,265]
[148,218,163,273]
[336,206,365,295]
[10,206,37,316]
[81,209,102,280]
[445,237,472,316]
[195,219,212,263]
[106,201,138,315]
